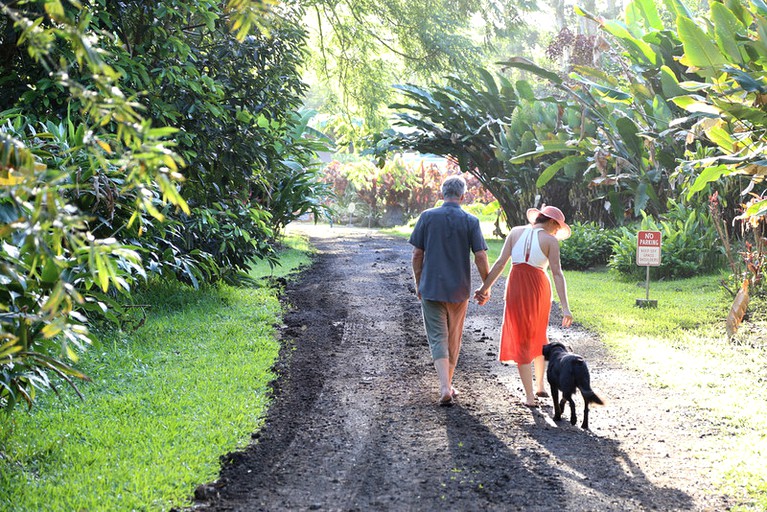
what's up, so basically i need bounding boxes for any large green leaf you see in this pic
[677,16,727,71]
[686,164,731,199]
[536,155,588,187]
[752,0,767,17]
[658,65,687,97]
[616,117,644,159]
[725,0,753,25]
[661,0,693,19]
[515,80,535,101]
[508,140,578,164]
[626,0,664,31]
[570,65,620,87]
[750,14,767,59]
[671,95,722,116]
[573,75,632,103]
[704,122,736,153]
[497,57,563,85]
[601,20,660,66]
[711,2,746,63]
[745,198,767,218]
[651,95,674,130]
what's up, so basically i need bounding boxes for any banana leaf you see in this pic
[536,155,587,187]
[677,16,727,71]
[497,57,562,85]
[625,0,664,31]
[711,2,747,64]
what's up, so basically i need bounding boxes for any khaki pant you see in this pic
[420,299,469,365]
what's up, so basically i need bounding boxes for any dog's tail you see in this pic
[581,389,605,406]
[574,360,605,406]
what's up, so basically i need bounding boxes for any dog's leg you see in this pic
[551,386,562,421]
[567,396,577,426]
[581,403,589,430]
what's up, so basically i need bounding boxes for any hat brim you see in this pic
[526,208,542,224]
[527,208,571,241]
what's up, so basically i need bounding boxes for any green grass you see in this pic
[389,225,767,510]
[0,235,312,512]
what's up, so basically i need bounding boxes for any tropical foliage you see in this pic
[321,157,493,227]
[384,0,767,286]
[0,0,330,410]
[559,221,615,271]
[608,202,723,279]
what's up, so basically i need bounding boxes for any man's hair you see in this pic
[441,176,466,199]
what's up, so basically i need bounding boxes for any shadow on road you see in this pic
[525,414,695,510]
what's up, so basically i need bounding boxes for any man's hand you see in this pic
[474,288,490,306]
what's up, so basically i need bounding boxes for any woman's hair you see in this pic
[441,176,466,199]
[534,214,551,224]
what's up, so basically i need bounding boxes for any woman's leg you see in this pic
[517,363,536,405]
[533,354,546,394]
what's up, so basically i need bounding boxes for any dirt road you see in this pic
[192,224,736,511]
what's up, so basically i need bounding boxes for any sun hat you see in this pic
[526,205,571,241]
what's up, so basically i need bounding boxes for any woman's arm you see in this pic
[544,237,573,327]
[474,228,519,302]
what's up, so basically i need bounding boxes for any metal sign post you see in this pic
[636,230,661,308]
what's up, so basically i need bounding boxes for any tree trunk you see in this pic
[578,0,598,35]
[551,0,567,31]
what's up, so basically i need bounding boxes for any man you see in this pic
[409,176,490,406]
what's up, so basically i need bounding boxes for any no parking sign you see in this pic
[636,230,661,307]
[636,230,661,266]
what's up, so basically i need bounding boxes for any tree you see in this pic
[302,0,534,144]
[0,0,317,410]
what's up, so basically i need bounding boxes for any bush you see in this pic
[560,221,615,270]
[608,202,723,279]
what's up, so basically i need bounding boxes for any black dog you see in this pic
[542,342,604,430]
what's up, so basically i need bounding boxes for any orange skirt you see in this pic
[499,263,551,364]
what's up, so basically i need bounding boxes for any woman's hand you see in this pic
[561,309,573,327]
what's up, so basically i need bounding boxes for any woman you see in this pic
[474,205,573,407]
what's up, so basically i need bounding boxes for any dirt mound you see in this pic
[191,225,735,511]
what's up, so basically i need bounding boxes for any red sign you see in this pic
[637,230,661,266]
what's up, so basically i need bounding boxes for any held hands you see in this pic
[474,288,491,306]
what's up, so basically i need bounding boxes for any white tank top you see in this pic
[511,227,549,270]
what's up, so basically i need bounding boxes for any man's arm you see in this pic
[412,247,424,300]
[474,250,489,281]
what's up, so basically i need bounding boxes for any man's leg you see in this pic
[444,300,469,386]
[433,358,452,402]
[420,300,452,402]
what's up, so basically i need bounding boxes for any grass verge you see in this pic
[0,235,312,512]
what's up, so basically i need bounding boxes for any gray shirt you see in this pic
[409,202,488,303]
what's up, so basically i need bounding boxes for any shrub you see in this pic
[608,202,723,279]
[560,221,615,270]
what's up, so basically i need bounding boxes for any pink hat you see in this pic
[526,205,571,240]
